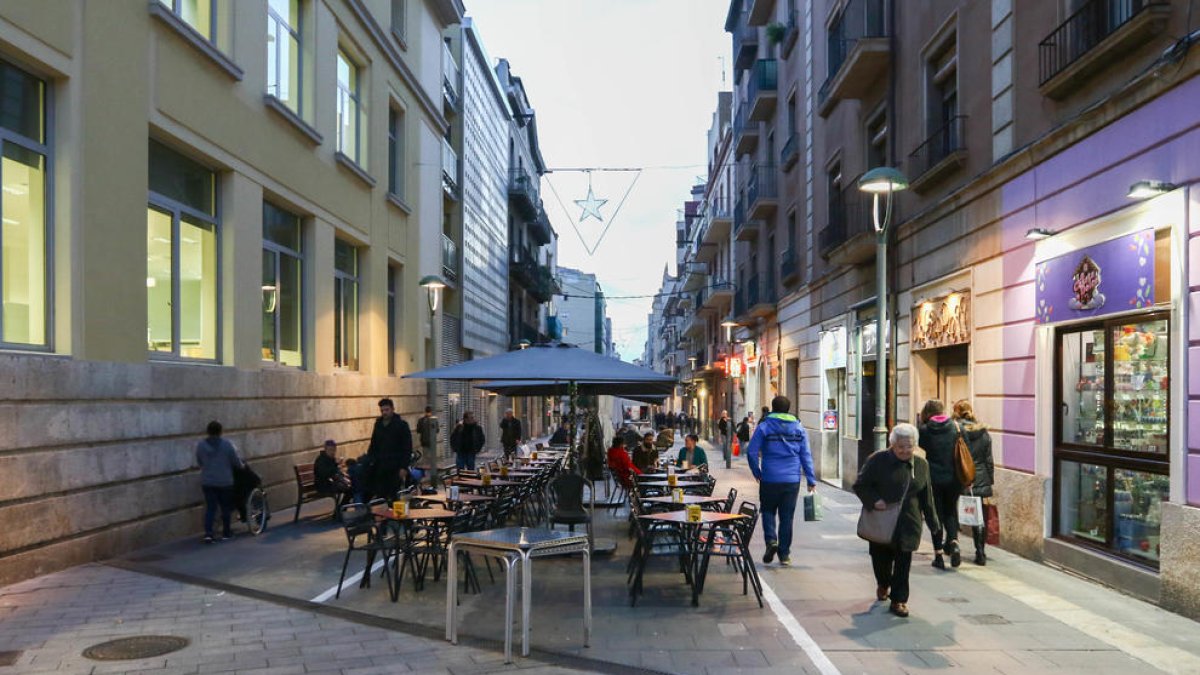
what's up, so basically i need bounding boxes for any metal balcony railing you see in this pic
[732,13,758,71]
[818,179,874,257]
[781,247,800,283]
[442,42,460,108]
[909,115,966,180]
[1038,0,1167,85]
[508,168,538,216]
[747,165,778,207]
[820,0,887,106]
[747,59,778,104]
[441,138,458,196]
[441,234,458,281]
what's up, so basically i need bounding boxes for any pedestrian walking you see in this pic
[736,415,752,446]
[953,400,995,565]
[416,406,440,465]
[745,396,816,566]
[195,420,244,544]
[853,423,942,617]
[366,398,414,502]
[918,399,964,569]
[450,411,485,470]
[718,410,730,442]
[499,409,522,460]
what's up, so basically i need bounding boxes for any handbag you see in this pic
[804,492,822,522]
[953,422,976,486]
[984,502,1000,545]
[857,467,911,544]
[957,490,984,527]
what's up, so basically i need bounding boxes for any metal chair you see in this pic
[334,502,394,599]
[548,473,594,550]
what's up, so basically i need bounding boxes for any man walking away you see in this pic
[450,412,485,470]
[416,406,440,481]
[499,409,522,460]
[196,421,243,543]
[746,396,816,566]
[367,398,414,503]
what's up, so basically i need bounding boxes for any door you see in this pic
[937,344,970,406]
[859,362,877,468]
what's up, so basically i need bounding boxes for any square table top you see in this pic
[371,506,458,521]
[419,492,495,504]
[639,511,746,524]
[642,494,728,506]
[450,478,520,488]
[453,526,588,552]
[640,473,705,481]
[637,481,711,489]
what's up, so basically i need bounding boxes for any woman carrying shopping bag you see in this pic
[953,400,995,565]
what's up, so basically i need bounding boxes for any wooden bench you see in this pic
[293,462,339,522]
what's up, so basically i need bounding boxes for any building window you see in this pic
[262,201,303,367]
[927,39,958,136]
[388,106,404,198]
[390,0,407,42]
[333,238,358,369]
[387,266,397,374]
[866,107,887,169]
[336,49,363,165]
[1054,313,1170,568]
[266,0,302,115]
[0,59,49,349]
[147,140,218,360]
[157,0,216,42]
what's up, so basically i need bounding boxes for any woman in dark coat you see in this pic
[918,399,962,569]
[853,423,942,618]
[954,400,995,565]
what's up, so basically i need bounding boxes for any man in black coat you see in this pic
[499,409,522,459]
[450,411,486,470]
[366,398,413,502]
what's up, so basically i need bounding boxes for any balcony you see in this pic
[747,275,777,318]
[780,132,799,171]
[733,199,758,241]
[746,165,778,221]
[908,115,967,193]
[442,234,459,282]
[510,255,558,303]
[442,42,460,110]
[441,138,459,199]
[529,201,553,245]
[508,168,538,218]
[817,0,889,117]
[734,287,748,320]
[747,59,778,121]
[734,102,760,157]
[818,182,876,266]
[746,0,775,26]
[706,200,733,243]
[732,14,759,72]
[1038,0,1169,99]
[781,247,802,285]
[704,279,734,310]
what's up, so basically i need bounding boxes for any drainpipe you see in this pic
[886,0,900,429]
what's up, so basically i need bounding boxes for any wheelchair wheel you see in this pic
[245,487,269,535]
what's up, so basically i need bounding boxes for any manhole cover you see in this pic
[0,651,21,666]
[963,614,1010,625]
[937,597,970,603]
[82,636,190,660]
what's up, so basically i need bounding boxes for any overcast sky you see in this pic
[464,0,731,361]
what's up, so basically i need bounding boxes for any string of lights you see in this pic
[556,281,733,302]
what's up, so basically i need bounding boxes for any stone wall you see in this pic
[1160,503,1200,621]
[0,353,424,586]
[993,467,1047,561]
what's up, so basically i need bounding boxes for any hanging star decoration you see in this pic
[574,175,608,223]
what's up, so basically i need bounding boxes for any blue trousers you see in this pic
[202,485,234,538]
[456,451,476,470]
[760,482,801,556]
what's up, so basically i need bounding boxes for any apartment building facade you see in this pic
[556,266,612,355]
[0,0,465,584]
[715,0,1200,617]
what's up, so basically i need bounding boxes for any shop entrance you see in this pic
[858,360,876,468]
[821,368,846,481]
[938,344,969,405]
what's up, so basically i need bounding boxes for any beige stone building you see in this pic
[0,0,464,584]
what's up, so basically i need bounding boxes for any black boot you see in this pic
[973,527,987,566]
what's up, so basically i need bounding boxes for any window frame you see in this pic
[333,239,359,370]
[387,105,405,199]
[0,59,53,352]
[387,265,397,375]
[158,0,219,44]
[391,0,407,44]
[146,191,222,363]
[335,49,364,165]
[266,0,304,117]
[261,200,304,368]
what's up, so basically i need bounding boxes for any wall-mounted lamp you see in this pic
[1025,228,1056,241]
[419,274,447,312]
[1127,180,1177,199]
[517,339,532,350]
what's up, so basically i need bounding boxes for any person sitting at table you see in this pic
[632,432,659,473]
[675,434,708,469]
[655,426,675,450]
[549,425,570,445]
[607,436,641,488]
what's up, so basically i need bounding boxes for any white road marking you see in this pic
[310,558,386,603]
[759,575,841,675]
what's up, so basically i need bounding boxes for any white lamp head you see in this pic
[858,167,909,194]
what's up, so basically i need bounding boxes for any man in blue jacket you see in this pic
[746,396,816,566]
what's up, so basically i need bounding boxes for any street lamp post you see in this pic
[857,167,908,453]
[721,318,739,468]
[420,274,448,465]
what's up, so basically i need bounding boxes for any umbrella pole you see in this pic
[567,380,579,472]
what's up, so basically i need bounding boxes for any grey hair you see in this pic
[889,423,918,446]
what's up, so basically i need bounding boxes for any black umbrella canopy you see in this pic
[403,343,677,387]
[473,380,671,403]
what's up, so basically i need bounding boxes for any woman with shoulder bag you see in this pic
[953,400,995,565]
[918,399,964,569]
[853,423,941,618]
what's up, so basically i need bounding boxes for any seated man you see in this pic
[655,426,675,450]
[632,432,659,473]
[606,436,641,488]
[675,434,708,469]
[314,440,352,506]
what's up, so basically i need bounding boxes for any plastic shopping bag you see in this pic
[957,494,984,527]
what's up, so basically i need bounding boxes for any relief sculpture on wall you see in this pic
[911,292,971,351]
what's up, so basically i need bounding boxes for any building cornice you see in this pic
[428,0,466,27]
[345,0,449,134]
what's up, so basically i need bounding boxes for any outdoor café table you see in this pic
[371,506,458,597]
[446,526,590,663]
[449,477,520,493]
[640,473,705,481]
[420,492,495,506]
[642,494,728,510]
[637,480,710,492]
[630,511,747,607]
